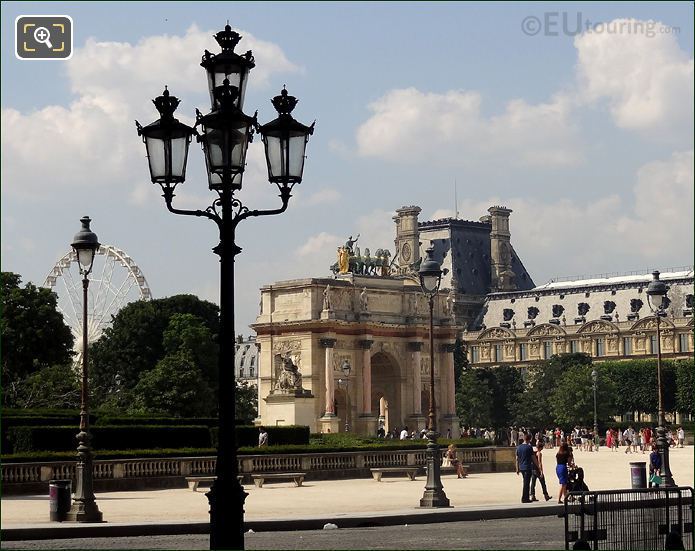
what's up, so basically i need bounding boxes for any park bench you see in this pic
[251,472,306,488]
[186,475,243,491]
[370,467,421,482]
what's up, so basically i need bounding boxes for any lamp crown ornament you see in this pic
[213,78,240,110]
[152,87,181,120]
[271,87,299,115]
[214,24,242,51]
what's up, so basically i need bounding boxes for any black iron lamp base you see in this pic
[65,500,103,523]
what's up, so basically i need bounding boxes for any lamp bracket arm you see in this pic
[162,186,221,225]
[231,185,292,228]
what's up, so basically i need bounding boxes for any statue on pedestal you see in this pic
[275,355,304,391]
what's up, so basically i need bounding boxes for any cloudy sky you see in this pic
[2,1,693,334]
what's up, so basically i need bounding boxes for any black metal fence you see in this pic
[564,487,694,550]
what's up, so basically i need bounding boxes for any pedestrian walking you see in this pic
[649,444,662,488]
[516,432,535,503]
[258,427,268,447]
[530,441,552,502]
[677,427,685,448]
[556,442,573,503]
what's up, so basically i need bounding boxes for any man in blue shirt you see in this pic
[516,432,537,503]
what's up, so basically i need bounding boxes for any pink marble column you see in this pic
[360,339,373,413]
[440,342,456,415]
[320,338,337,415]
[409,342,423,414]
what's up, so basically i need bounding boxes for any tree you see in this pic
[129,352,216,417]
[1,271,74,396]
[235,380,258,424]
[6,363,80,409]
[675,358,694,415]
[513,353,592,428]
[549,363,616,426]
[163,313,218,392]
[456,367,494,428]
[90,295,219,406]
[487,365,523,428]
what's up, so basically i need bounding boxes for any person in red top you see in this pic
[643,426,652,448]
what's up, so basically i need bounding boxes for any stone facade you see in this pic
[251,275,460,436]
[464,271,694,366]
[234,335,259,385]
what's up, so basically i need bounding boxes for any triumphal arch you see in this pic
[251,204,533,436]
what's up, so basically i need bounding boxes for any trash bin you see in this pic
[49,479,72,521]
[629,461,647,489]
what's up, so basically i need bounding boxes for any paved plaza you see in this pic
[2,445,692,530]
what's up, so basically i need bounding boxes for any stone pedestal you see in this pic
[408,414,427,432]
[264,390,315,430]
[358,414,378,437]
[439,415,461,439]
[319,414,341,434]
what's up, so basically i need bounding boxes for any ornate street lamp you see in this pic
[418,241,450,508]
[66,216,103,523]
[136,24,314,550]
[591,368,598,451]
[646,270,675,486]
[339,359,352,432]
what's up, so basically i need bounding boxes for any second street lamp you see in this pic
[646,270,676,487]
[340,359,352,432]
[66,216,103,523]
[418,241,450,508]
[136,23,314,551]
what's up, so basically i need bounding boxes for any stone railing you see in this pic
[2,446,514,492]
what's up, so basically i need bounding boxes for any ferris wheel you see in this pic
[43,245,152,361]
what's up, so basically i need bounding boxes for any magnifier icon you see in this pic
[33,26,53,49]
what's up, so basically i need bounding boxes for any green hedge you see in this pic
[2,448,219,463]
[7,425,212,453]
[1,415,88,454]
[94,416,218,427]
[211,425,310,448]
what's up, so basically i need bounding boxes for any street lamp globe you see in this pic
[418,241,443,295]
[341,358,352,378]
[136,88,196,186]
[71,216,100,274]
[200,24,255,111]
[259,88,315,186]
[646,270,668,311]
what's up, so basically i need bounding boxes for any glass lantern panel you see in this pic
[77,248,95,268]
[207,67,248,110]
[169,136,190,180]
[288,133,307,179]
[650,294,664,308]
[264,135,283,179]
[145,136,166,180]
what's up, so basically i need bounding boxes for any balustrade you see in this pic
[2,447,500,486]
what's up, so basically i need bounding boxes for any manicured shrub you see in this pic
[6,425,212,453]
[211,425,310,448]
[94,416,218,427]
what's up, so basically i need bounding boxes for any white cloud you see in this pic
[1,26,300,201]
[575,18,694,139]
[457,150,694,282]
[297,188,342,207]
[355,88,581,167]
[296,232,341,257]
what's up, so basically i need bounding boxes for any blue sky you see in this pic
[2,1,693,334]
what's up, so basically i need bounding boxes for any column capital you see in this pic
[407,341,424,352]
[319,338,337,349]
[358,339,374,349]
[439,343,456,353]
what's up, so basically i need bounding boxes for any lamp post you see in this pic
[136,24,314,550]
[418,241,450,508]
[591,368,598,452]
[66,216,103,523]
[646,270,675,486]
[340,359,351,432]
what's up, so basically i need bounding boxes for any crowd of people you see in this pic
[508,425,687,453]
[513,426,678,505]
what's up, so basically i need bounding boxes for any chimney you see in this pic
[488,206,516,292]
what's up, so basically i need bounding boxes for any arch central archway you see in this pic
[370,351,402,434]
